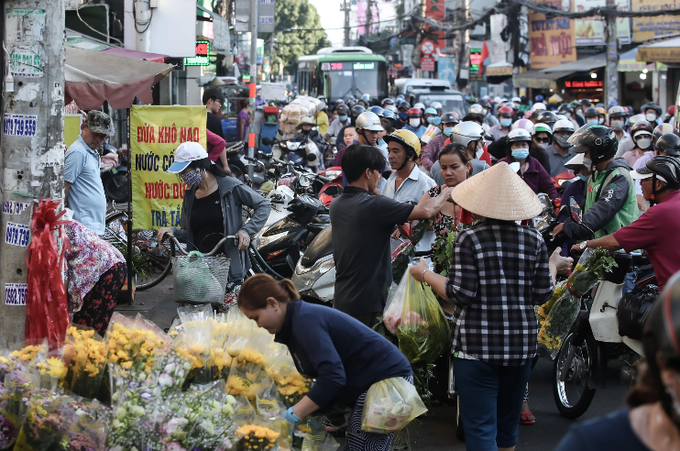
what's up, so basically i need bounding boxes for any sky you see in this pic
[308,0,345,47]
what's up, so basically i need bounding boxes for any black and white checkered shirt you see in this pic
[445,219,553,366]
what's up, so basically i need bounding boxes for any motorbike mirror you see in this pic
[262,137,273,145]
[330,136,337,146]
[298,173,312,187]
[306,153,317,162]
[569,196,582,223]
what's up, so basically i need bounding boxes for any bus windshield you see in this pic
[416,93,466,118]
[322,61,387,102]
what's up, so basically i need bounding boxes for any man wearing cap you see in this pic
[292,117,328,172]
[409,162,553,451]
[64,111,111,235]
[572,156,680,289]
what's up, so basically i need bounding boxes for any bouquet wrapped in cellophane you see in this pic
[536,248,617,359]
[174,305,215,385]
[60,325,107,399]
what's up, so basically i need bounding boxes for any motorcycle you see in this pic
[552,169,579,195]
[317,166,343,206]
[552,199,656,419]
[531,193,561,255]
[101,164,128,203]
[263,136,320,170]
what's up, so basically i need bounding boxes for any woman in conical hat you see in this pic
[410,162,553,451]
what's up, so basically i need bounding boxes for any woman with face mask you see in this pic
[530,123,554,174]
[623,120,655,168]
[157,142,271,306]
[643,102,662,126]
[420,112,459,175]
[555,271,680,451]
[499,128,558,199]
[423,107,441,127]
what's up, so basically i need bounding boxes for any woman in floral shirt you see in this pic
[64,219,126,335]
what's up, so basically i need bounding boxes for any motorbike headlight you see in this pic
[287,142,300,151]
[255,231,288,249]
[324,170,342,181]
[293,255,334,293]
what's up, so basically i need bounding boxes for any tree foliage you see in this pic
[269,0,330,74]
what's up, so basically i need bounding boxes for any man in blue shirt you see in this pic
[64,111,111,235]
[402,108,427,139]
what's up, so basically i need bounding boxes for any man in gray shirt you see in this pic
[546,119,577,177]
[64,111,111,235]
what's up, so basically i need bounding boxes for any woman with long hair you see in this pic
[237,274,413,451]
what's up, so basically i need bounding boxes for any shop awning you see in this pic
[514,69,573,90]
[638,36,680,63]
[101,47,167,63]
[543,53,605,73]
[485,61,514,84]
[65,47,175,110]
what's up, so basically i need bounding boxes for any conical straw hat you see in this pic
[451,162,543,221]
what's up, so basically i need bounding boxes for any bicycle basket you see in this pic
[172,251,231,304]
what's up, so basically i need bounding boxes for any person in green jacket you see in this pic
[554,125,638,240]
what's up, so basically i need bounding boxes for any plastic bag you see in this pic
[60,325,106,399]
[383,271,451,363]
[172,251,230,304]
[361,377,427,434]
[618,284,658,340]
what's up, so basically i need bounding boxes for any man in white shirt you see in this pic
[382,129,436,252]
[326,104,351,139]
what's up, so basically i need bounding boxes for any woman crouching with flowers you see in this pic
[237,274,413,451]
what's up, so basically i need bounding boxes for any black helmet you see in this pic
[656,133,680,157]
[558,104,574,115]
[441,112,460,126]
[478,99,490,108]
[642,101,662,116]
[336,104,350,116]
[397,101,411,110]
[584,107,599,118]
[537,111,558,127]
[351,104,366,119]
[630,120,655,138]
[381,98,395,106]
[643,155,680,189]
[568,125,618,164]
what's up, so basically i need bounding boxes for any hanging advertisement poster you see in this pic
[574,0,630,46]
[632,0,680,42]
[529,0,577,69]
[130,106,207,230]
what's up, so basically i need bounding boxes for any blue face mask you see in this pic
[578,173,589,182]
[427,117,441,126]
[500,118,512,128]
[511,148,530,161]
[587,119,599,127]
[443,127,455,137]
[339,115,348,122]
[399,112,408,121]
[378,139,387,149]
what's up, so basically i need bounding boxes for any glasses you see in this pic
[534,137,550,144]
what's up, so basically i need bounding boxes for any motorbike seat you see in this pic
[306,223,329,235]
[311,215,330,224]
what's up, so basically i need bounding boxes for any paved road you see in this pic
[121,282,631,451]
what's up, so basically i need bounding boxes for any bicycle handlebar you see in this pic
[169,235,239,257]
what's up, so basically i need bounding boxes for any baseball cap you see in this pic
[85,111,111,135]
[166,141,211,173]
[631,166,667,183]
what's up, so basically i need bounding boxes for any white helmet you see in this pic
[507,128,532,143]
[355,111,383,131]
[512,118,535,135]
[553,119,575,148]
[449,122,485,147]
[512,96,522,103]
[533,102,547,111]
[468,104,485,115]
[413,102,426,111]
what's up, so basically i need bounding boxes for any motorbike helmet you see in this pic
[355,111,383,131]
[537,111,559,129]
[633,155,680,193]
[533,102,547,111]
[558,104,574,115]
[507,128,532,143]
[384,104,398,114]
[382,109,397,122]
[335,104,350,116]
[361,93,371,103]
[424,107,438,117]
[512,118,535,135]
[629,113,645,128]
[642,101,662,116]
[584,107,599,119]
[413,102,426,113]
[408,108,422,118]
[430,101,443,113]
[384,129,422,160]
[553,119,575,148]
[370,106,385,117]
[656,133,680,156]
[468,104,484,115]
[441,112,459,126]
[631,120,654,138]
[568,125,619,164]
[397,101,411,111]
[448,122,484,148]
[653,123,674,143]
[608,105,627,119]
[533,123,553,145]
[351,104,366,119]
[296,117,316,129]
[381,98,395,106]
[498,106,514,118]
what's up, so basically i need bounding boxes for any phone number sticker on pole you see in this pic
[4,283,27,306]
[3,114,38,137]
[4,222,30,247]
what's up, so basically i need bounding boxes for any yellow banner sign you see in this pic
[529,0,577,69]
[131,105,207,230]
[632,0,680,42]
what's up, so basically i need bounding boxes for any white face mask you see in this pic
[598,117,605,125]
[409,118,420,128]
[582,157,593,171]
[610,120,624,131]
[646,112,658,122]
[636,137,652,150]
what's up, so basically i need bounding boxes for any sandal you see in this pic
[520,412,536,425]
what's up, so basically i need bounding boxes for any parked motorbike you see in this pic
[101,164,128,203]
[552,199,656,419]
[317,166,343,206]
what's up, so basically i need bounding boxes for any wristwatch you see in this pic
[579,241,588,251]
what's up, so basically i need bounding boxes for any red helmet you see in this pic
[407,108,422,118]
[498,106,514,117]
[670,105,676,116]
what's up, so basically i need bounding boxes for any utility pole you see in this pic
[412,0,427,77]
[247,0,259,176]
[366,0,373,36]
[0,0,66,346]
[604,0,619,106]
[455,0,470,92]
[344,0,351,46]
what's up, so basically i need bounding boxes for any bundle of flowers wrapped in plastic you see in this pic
[174,306,214,385]
[60,326,107,399]
[536,248,617,359]
[264,344,311,409]
[235,424,280,451]
[383,271,451,363]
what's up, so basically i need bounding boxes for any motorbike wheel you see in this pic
[553,330,598,419]
[454,394,465,442]
[104,172,129,203]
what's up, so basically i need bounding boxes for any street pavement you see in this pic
[122,281,631,451]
